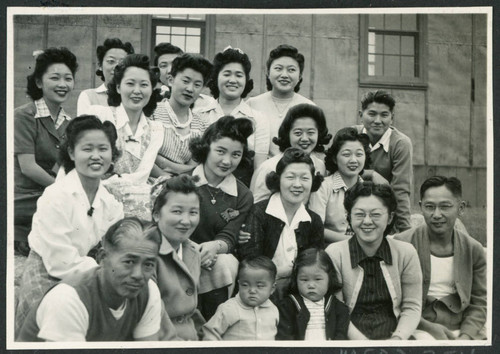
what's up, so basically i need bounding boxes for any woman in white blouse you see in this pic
[15,115,124,334]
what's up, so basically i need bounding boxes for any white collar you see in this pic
[265,192,311,227]
[95,83,107,93]
[159,234,184,260]
[63,169,107,208]
[192,164,238,197]
[362,126,392,153]
[196,99,254,119]
[114,104,149,138]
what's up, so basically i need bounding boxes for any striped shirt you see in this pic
[302,297,326,340]
[152,100,209,164]
[349,237,397,339]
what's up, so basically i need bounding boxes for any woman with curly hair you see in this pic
[77,38,134,114]
[195,46,270,184]
[246,44,315,157]
[14,47,78,255]
[250,103,331,203]
[188,115,254,320]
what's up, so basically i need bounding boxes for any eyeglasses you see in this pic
[421,203,454,213]
[351,212,386,221]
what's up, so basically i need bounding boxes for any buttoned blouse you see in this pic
[195,99,270,155]
[28,169,124,279]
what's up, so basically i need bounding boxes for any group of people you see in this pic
[13,38,486,343]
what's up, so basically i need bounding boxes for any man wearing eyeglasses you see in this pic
[394,176,486,340]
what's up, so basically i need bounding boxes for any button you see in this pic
[186,288,194,296]
[55,144,60,149]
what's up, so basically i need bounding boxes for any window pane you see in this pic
[384,55,400,76]
[384,14,401,30]
[368,14,384,29]
[401,36,415,55]
[384,35,400,55]
[186,27,200,35]
[401,56,415,77]
[156,26,170,34]
[375,34,384,54]
[171,36,185,50]
[186,36,201,53]
[171,27,185,35]
[188,14,205,20]
[401,14,417,31]
[156,34,171,44]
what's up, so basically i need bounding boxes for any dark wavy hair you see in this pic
[26,47,78,100]
[59,115,119,173]
[153,42,183,66]
[238,255,277,282]
[289,248,341,295]
[208,48,254,99]
[170,53,213,84]
[107,54,159,117]
[420,175,462,200]
[151,174,202,219]
[265,44,305,92]
[344,181,397,237]
[325,127,371,175]
[360,90,396,112]
[102,217,161,252]
[95,38,135,81]
[265,147,323,194]
[273,103,331,153]
[190,116,254,168]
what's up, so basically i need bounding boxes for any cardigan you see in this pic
[276,294,350,340]
[238,197,324,261]
[394,224,487,339]
[355,125,412,232]
[326,237,422,339]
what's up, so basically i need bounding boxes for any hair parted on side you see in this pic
[208,47,254,99]
[324,127,371,175]
[170,53,213,85]
[59,115,119,173]
[189,115,254,166]
[265,147,323,194]
[272,103,332,153]
[238,255,277,281]
[26,47,78,100]
[360,90,396,112]
[265,44,305,92]
[153,42,183,66]
[420,175,462,200]
[151,174,202,218]
[289,248,341,295]
[106,54,159,117]
[102,217,162,252]
[344,181,397,237]
[95,38,135,81]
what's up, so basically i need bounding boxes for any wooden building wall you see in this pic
[12,13,487,208]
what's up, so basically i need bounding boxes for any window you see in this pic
[151,14,206,55]
[360,14,427,89]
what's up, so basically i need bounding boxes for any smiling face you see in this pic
[157,53,180,85]
[420,185,464,239]
[238,267,275,307]
[297,263,330,302]
[268,56,301,96]
[168,68,205,108]
[117,66,152,113]
[153,192,200,249]
[350,195,393,249]
[289,117,318,155]
[217,62,246,101]
[359,102,393,144]
[336,140,366,179]
[69,129,112,182]
[279,162,313,207]
[101,48,128,85]
[204,137,244,185]
[36,63,74,107]
[101,236,159,305]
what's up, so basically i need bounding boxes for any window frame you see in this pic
[359,14,428,90]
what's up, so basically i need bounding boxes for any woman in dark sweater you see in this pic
[238,148,324,300]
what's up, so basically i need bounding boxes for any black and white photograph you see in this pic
[4,4,495,352]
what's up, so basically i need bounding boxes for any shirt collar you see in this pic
[192,164,238,197]
[349,236,393,268]
[331,171,363,192]
[362,126,392,153]
[231,99,254,118]
[236,293,274,309]
[95,83,107,93]
[265,192,311,226]
[115,104,149,138]
[34,98,71,121]
[195,98,219,114]
[64,169,107,208]
[159,234,184,259]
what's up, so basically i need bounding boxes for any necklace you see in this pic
[271,95,294,118]
[206,186,221,205]
[164,100,192,129]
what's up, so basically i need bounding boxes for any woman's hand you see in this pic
[238,224,251,244]
[199,241,219,271]
[425,322,457,340]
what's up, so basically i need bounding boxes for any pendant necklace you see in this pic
[271,95,294,118]
[207,186,221,205]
